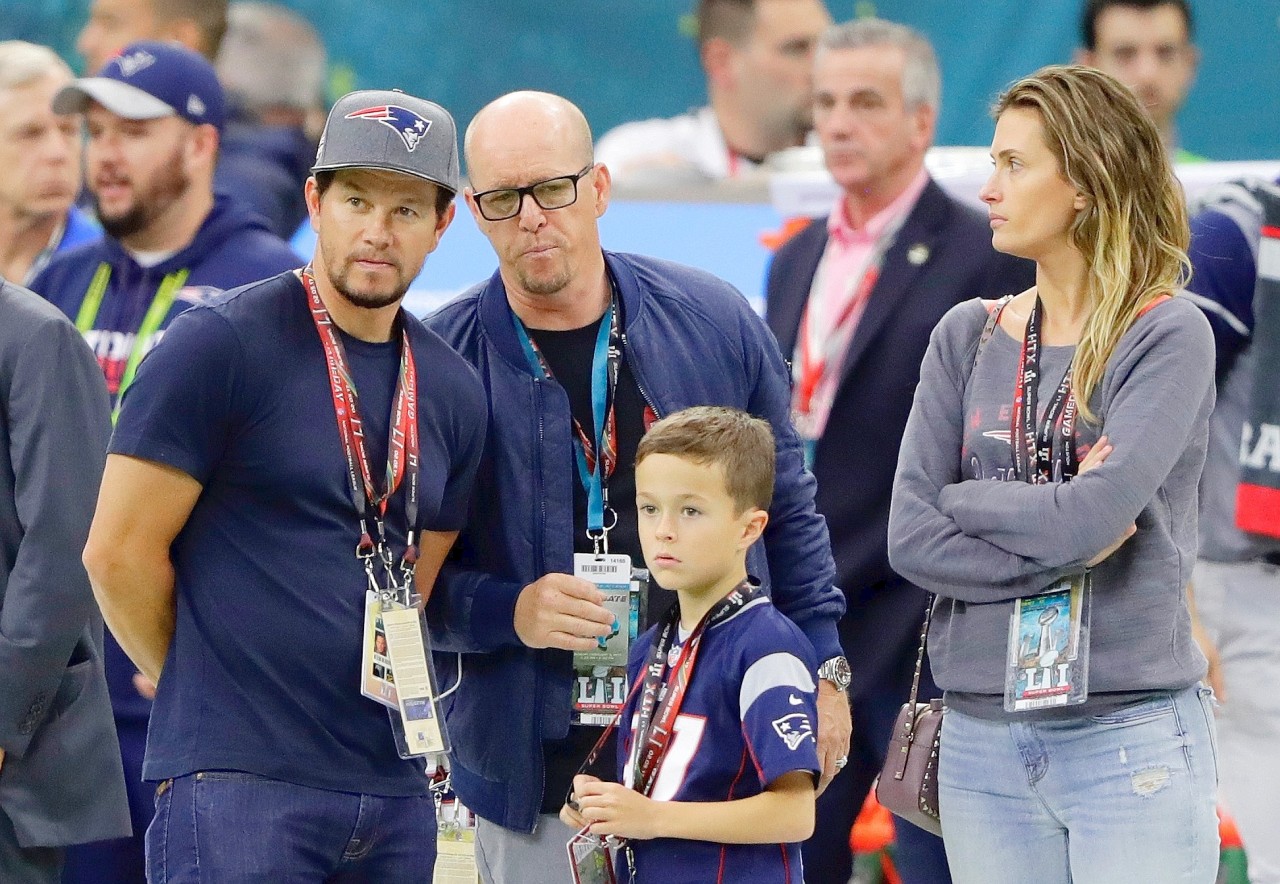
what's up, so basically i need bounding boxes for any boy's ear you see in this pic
[740,508,769,549]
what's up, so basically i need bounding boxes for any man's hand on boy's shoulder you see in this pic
[814,682,852,796]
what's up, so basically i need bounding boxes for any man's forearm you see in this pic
[87,556,176,682]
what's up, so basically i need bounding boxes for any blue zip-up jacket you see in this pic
[424,251,844,832]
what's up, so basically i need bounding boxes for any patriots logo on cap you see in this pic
[114,49,156,78]
[345,105,431,152]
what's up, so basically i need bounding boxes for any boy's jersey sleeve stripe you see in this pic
[739,652,816,718]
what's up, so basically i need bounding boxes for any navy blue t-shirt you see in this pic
[617,597,821,883]
[111,271,487,796]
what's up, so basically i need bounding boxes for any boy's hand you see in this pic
[561,774,601,830]
[576,780,664,840]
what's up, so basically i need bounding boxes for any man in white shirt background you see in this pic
[597,0,831,184]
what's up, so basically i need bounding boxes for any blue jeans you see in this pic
[938,686,1219,884]
[145,771,436,883]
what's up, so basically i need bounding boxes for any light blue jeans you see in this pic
[938,686,1220,884]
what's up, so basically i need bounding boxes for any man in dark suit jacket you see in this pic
[765,20,1034,884]
[0,278,129,882]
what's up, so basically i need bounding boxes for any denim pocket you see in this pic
[1196,686,1220,784]
[145,777,174,882]
[1089,694,1174,725]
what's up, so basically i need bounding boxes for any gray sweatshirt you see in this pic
[888,295,1215,719]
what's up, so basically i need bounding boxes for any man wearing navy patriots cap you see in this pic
[80,88,485,881]
[31,39,299,884]
[32,39,298,402]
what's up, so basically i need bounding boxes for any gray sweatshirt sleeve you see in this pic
[935,299,1215,569]
[888,301,1077,603]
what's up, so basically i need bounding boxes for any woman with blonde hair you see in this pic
[888,64,1218,882]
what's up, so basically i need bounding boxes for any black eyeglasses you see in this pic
[471,164,595,221]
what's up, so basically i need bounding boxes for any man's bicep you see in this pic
[89,454,203,555]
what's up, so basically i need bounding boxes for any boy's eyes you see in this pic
[637,504,700,516]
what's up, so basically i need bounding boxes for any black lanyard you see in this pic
[1011,296,1078,484]
[628,580,763,797]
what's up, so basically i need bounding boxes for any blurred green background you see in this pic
[2,0,1276,159]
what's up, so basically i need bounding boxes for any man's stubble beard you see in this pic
[510,244,572,297]
[325,253,414,310]
[95,143,191,242]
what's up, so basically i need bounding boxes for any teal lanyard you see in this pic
[511,299,618,549]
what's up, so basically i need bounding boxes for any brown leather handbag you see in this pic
[875,598,943,837]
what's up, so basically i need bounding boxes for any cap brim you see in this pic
[52,78,175,120]
[310,160,458,195]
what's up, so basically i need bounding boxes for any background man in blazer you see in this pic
[0,277,129,883]
[765,19,1034,884]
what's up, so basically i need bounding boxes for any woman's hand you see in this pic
[1088,522,1136,568]
[1077,435,1113,476]
[1078,436,1136,567]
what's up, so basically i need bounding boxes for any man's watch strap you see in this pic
[817,655,852,692]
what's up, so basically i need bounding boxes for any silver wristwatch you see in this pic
[817,655,852,692]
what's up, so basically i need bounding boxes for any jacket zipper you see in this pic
[620,331,663,419]
[532,376,548,830]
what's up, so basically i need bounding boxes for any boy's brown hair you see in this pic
[635,406,775,513]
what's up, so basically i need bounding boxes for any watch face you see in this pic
[821,657,851,688]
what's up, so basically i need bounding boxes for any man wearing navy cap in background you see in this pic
[80,87,486,880]
[28,40,299,884]
[32,39,299,402]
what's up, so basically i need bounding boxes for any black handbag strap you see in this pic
[968,294,1011,382]
[905,596,935,716]
[902,295,1013,736]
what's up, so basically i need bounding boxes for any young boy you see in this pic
[562,406,820,882]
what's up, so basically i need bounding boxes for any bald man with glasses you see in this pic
[424,90,850,884]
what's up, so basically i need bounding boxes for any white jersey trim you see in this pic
[739,651,815,718]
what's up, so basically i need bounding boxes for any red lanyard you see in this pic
[629,581,762,797]
[795,264,879,415]
[302,268,420,563]
[1010,296,1076,484]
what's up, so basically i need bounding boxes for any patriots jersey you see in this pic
[618,596,820,883]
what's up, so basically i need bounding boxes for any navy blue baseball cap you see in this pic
[52,41,225,130]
